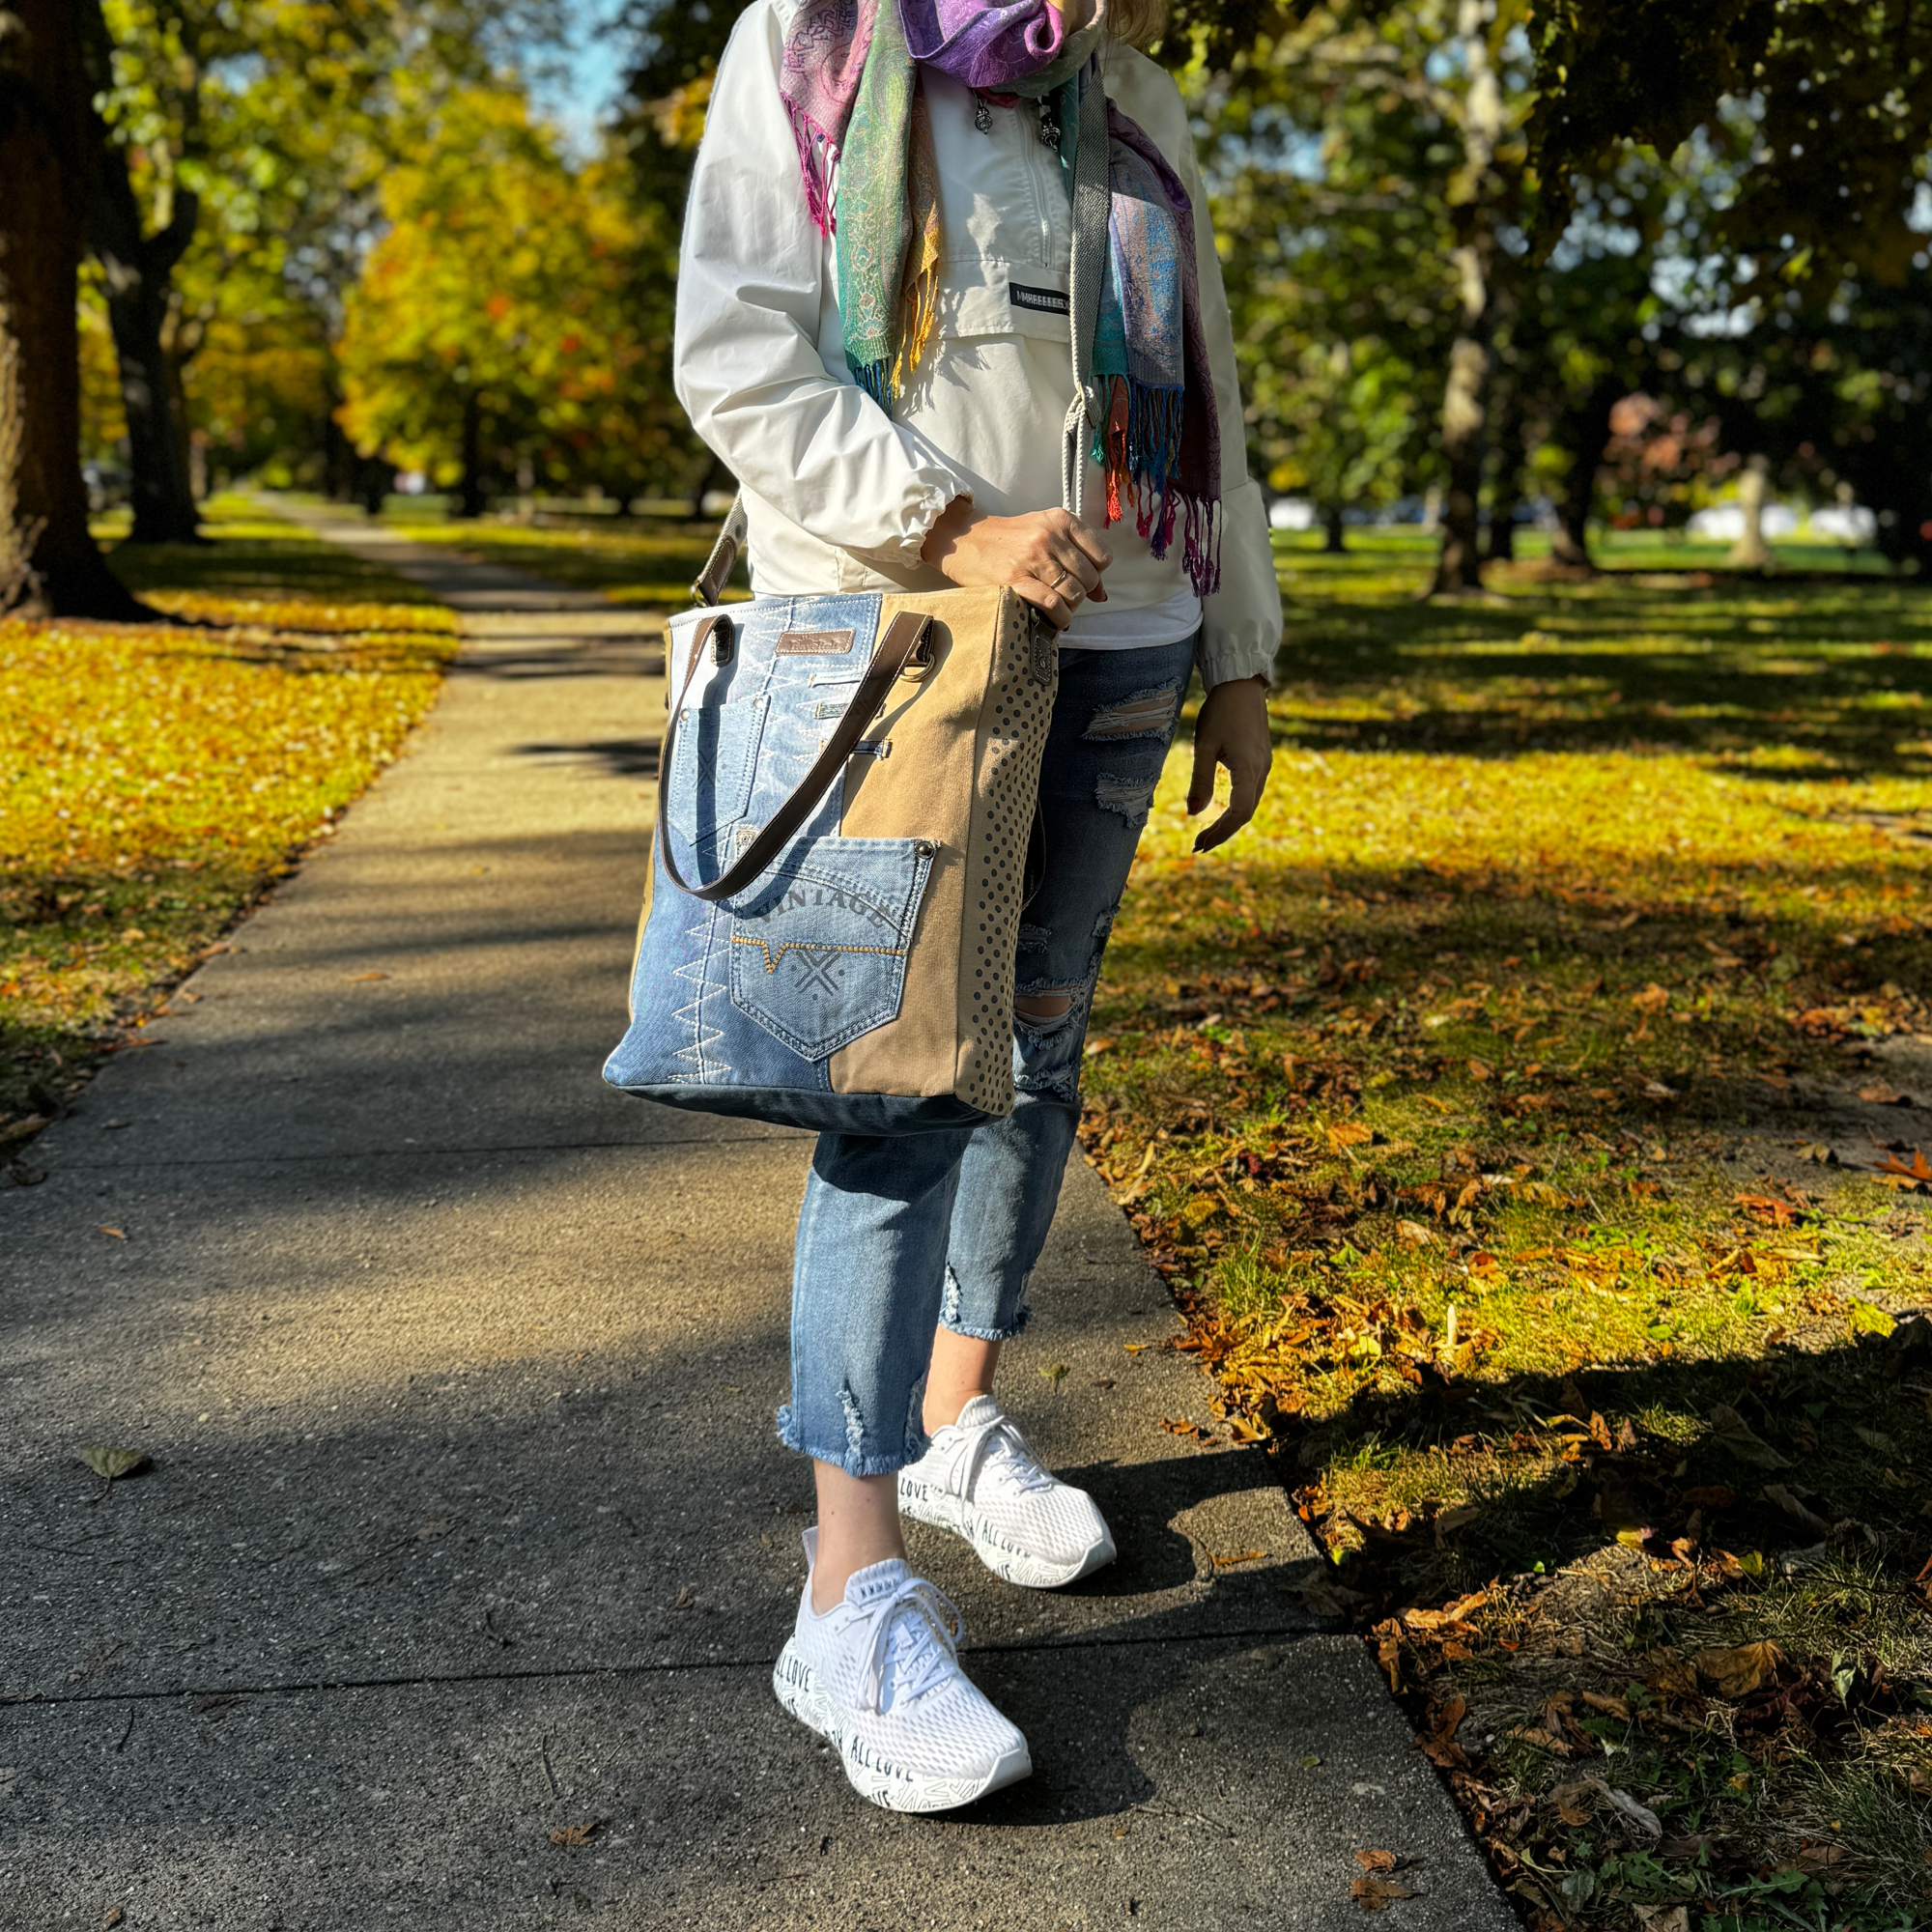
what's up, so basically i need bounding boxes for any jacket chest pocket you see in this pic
[667,692,769,852]
[727,838,934,1062]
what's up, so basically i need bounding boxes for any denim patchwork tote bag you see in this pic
[602,579,1059,1132]
[606,72,1117,1132]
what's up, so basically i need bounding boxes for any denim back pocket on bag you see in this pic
[727,837,934,1062]
[667,692,768,855]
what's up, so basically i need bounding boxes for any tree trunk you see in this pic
[1428,0,1503,598]
[322,403,355,500]
[688,446,728,521]
[0,0,145,616]
[1484,375,1523,562]
[1321,503,1347,553]
[1727,454,1775,569]
[1549,377,1621,570]
[1432,335,1490,592]
[87,134,201,544]
[456,388,485,519]
[357,454,389,517]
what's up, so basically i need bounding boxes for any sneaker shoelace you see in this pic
[857,1576,966,1716]
[953,1408,1057,1502]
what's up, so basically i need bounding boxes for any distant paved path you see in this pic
[0,505,1514,1930]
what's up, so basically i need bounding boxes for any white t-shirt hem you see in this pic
[1060,585,1202,650]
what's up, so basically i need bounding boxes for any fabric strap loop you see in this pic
[657,609,935,902]
[1064,63,1111,524]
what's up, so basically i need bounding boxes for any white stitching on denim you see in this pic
[668,901,731,1082]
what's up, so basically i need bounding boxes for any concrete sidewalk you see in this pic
[0,512,1515,1931]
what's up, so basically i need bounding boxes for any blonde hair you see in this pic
[1106,0,1170,50]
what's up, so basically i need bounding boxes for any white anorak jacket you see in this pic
[673,0,1282,689]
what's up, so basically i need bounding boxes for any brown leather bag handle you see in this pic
[657,610,934,903]
[690,495,749,609]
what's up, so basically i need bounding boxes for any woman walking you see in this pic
[673,0,1280,1811]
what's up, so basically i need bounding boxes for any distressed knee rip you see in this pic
[1084,683,1183,743]
[904,1371,929,1461]
[1015,1063,1081,1103]
[1014,986,1077,1032]
[1094,770,1158,822]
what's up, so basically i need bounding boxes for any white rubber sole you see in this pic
[897,1478,1117,1589]
[772,1641,1032,1813]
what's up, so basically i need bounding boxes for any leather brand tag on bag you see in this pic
[776,628,856,656]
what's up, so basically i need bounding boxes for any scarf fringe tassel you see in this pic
[891,257,940,400]
[1096,375,1221,596]
[851,358,895,411]
[788,107,840,238]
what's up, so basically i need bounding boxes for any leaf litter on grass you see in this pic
[1079,535,1932,1928]
[0,496,456,1139]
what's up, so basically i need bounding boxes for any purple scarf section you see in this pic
[1101,103,1220,591]
[901,0,1065,88]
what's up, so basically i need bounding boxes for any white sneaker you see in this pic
[772,1528,1032,1813]
[898,1394,1117,1588]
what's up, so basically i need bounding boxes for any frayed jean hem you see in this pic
[939,1263,1032,1342]
[937,1307,1032,1343]
[774,1403,930,1477]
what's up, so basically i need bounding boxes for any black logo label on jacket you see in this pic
[1009,282,1070,316]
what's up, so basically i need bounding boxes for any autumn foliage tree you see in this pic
[337,87,679,514]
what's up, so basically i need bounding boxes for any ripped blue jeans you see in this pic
[779,636,1197,1475]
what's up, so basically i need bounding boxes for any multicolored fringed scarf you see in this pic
[779,0,1220,591]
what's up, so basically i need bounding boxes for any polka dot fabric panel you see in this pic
[955,594,1056,1115]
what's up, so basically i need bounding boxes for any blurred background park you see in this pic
[5,4,1932,1926]
[6,2,1932,582]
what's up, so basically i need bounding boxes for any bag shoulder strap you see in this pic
[1063,63,1110,522]
[657,609,933,903]
[690,495,750,609]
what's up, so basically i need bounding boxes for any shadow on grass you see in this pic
[1248,1315,1932,1927]
[1265,568,1932,780]
[107,535,447,608]
[1094,546,1932,1924]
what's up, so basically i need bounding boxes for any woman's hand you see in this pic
[921,498,1111,630]
[1188,674,1272,853]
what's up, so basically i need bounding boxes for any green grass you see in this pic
[350,500,732,605]
[0,496,454,1148]
[1283,522,1898,578]
[95,501,446,605]
[1075,530,1932,1927]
